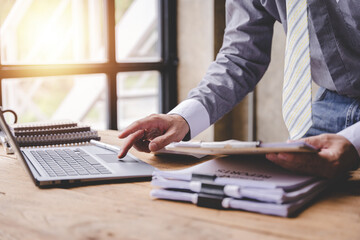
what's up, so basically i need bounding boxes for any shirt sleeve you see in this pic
[187,0,276,125]
[168,99,210,139]
[337,122,360,158]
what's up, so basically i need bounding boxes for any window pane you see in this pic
[0,0,107,65]
[1,75,107,129]
[117,71,159,129]
[115,0,160,62]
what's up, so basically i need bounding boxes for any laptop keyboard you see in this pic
[30,148,112,177]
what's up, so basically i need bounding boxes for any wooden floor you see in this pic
[0,130,359,240]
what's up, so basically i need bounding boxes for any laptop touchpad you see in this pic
[96,154,138,163]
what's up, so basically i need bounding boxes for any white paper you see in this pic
[153,156,316,191]
[165,140,260,149]
[154,147,206,159]
[200,140,259,148]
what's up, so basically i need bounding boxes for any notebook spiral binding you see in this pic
[10,120,101,148]
[16,130,101,147]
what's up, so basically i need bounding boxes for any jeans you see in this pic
[303,87,360,137]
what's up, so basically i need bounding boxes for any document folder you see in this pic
[163,140,318,156]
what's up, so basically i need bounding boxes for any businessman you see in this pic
[118,0,360,178]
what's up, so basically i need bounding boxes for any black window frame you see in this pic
[0,0,177,130]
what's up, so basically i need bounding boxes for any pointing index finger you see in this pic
[118,129,145,158]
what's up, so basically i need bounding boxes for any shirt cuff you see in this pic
[168,99,210,139]
[337,122,360,158]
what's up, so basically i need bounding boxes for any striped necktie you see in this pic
[283,0,312,140]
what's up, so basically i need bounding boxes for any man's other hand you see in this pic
[266,134,359,178]
[118,114,189,158]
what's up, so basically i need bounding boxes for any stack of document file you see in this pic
[150,156,328,217]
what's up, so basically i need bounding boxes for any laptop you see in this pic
[0,109,156,187]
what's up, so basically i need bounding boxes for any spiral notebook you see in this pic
[10,121,100,147]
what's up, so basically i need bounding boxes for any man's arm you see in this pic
[118,0,278,155]
[186,0,276,125]
[170,0,277,138]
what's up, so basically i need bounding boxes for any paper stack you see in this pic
[150,156,328,217]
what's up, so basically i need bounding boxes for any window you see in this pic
[0,0,177,130]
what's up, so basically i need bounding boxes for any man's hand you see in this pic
[266,134,360,178]
[118,114,190,158]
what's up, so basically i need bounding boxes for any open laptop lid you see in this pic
[0,108,39,185]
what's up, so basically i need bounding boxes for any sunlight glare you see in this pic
[1,0,106,65]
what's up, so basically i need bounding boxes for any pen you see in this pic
[90,140,121,153]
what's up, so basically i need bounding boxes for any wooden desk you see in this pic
[0,130,359,240]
